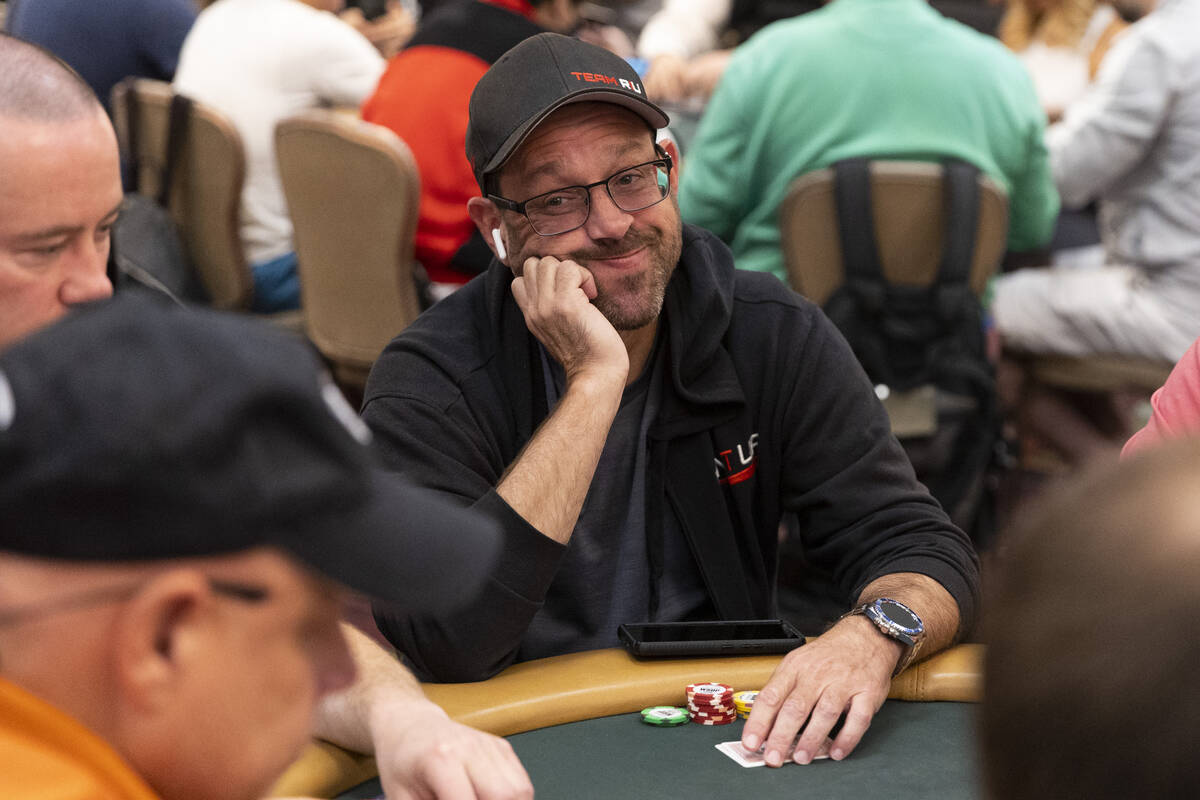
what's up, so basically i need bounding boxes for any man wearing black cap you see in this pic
[363,33,979,769]
[0,33,532,800]
[0,294,532,800]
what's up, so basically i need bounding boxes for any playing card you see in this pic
[715,738,832,768]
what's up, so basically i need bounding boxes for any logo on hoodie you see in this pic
[714,433,758,486]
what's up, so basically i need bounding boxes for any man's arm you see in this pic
[676,50,752,242]
[745,307,977,767]
[364,255,630,680]
[1048,30,1174,209]
[495,256,629,544]
[742,573,959,767]
[313,624,533,800]
[1005,65,1061,252]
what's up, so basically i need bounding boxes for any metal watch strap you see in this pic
[843,601,923,677]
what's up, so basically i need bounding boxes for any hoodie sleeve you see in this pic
[361,361,567,682]
[776,308,981,635]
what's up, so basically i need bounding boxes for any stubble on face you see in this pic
[563,202,682,331]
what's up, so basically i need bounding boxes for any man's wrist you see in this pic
[839,597,925,676]
[838,613,905,674]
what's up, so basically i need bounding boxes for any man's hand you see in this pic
[371,698,534,800]
[741,616,901,767]
[511,256,628,387]
[644,54,689,103]
[683,50,732,101]
[313,625,533,798]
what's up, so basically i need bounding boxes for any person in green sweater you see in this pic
[679,0,1059,285]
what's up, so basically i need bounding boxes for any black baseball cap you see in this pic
[0,293,499,613]
[466,32,669,191]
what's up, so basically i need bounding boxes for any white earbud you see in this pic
[491,228,507,261]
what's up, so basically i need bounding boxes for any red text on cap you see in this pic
[569,71,644,95]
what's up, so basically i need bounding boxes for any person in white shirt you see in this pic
[992,0,1200,465]
[173,0,385,311]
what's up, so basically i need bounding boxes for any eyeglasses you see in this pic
[0,578,269,627]
[489,152,674,237]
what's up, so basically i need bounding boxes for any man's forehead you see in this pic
[502,103,655,186]
[0,112,121,228]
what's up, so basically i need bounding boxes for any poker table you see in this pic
[269,643,983,799]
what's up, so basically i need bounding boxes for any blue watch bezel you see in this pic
[864,597,924,644]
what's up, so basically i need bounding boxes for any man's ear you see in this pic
[467,197,506,261]
[659,136,682,190]
[110,570,211,713]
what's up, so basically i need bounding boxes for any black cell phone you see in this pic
[617,619,805,658]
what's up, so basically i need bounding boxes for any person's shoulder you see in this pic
[407,0,543,64]
[729,269,825,343]
[364,276,496,405]
[932,13,1031,75]
[723,8,836,73]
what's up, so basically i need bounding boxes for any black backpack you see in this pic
[111,87,209,305]
[822,158,1001,546]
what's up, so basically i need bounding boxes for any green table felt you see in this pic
[336,700,981,800]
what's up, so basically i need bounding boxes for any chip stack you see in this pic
[640,706,689,727]
[733,690,759,720]
[685,682,738,725]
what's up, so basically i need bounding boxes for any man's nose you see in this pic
[58,241,114,307]
[582,183,634,243]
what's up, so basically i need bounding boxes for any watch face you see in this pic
[878,599,922,633]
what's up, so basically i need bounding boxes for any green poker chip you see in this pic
[640,706,689,726]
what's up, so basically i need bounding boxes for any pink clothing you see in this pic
[1123,337,1200,457]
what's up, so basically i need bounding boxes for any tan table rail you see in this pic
[270,643,982,797]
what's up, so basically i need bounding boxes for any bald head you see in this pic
[0,32,103,122]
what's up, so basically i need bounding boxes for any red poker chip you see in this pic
[687,692,734,702]
[689,709,739,720]
[688,704,737,715]
[687,695,734,707]
[693,716,739,725]
[686,682,734,697]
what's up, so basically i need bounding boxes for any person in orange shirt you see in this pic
[361,0,582,297]
[0,294,509,800]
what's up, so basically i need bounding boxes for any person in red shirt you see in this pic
[361,0,582,295]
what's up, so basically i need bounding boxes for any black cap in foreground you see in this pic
[466,32,669,190]
[0,294,498,614]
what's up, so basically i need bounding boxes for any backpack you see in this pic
[822,158,1001,546]
[111,87,209,305]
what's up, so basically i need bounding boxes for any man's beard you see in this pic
[571,219,683,331]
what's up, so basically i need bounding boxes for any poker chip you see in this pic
[687,699,736,710]
[733,690,759,711]
[733,690,759,720]
[640,706,689,726]
[686,682,734,701]
[688,706,736,717]
[681,681,743,724]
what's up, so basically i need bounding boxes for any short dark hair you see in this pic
[980,440,1200,799]
[0,33,103,121]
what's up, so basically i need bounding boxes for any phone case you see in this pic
[617,619,805,658]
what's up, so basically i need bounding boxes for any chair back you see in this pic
[779,160,1009,305]
[275,111,422,386]
[111,78,254,310]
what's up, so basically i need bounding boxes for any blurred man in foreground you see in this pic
[0,32,532,800]
[0,294,507,800]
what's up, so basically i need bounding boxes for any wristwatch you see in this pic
[846,597,924,676]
